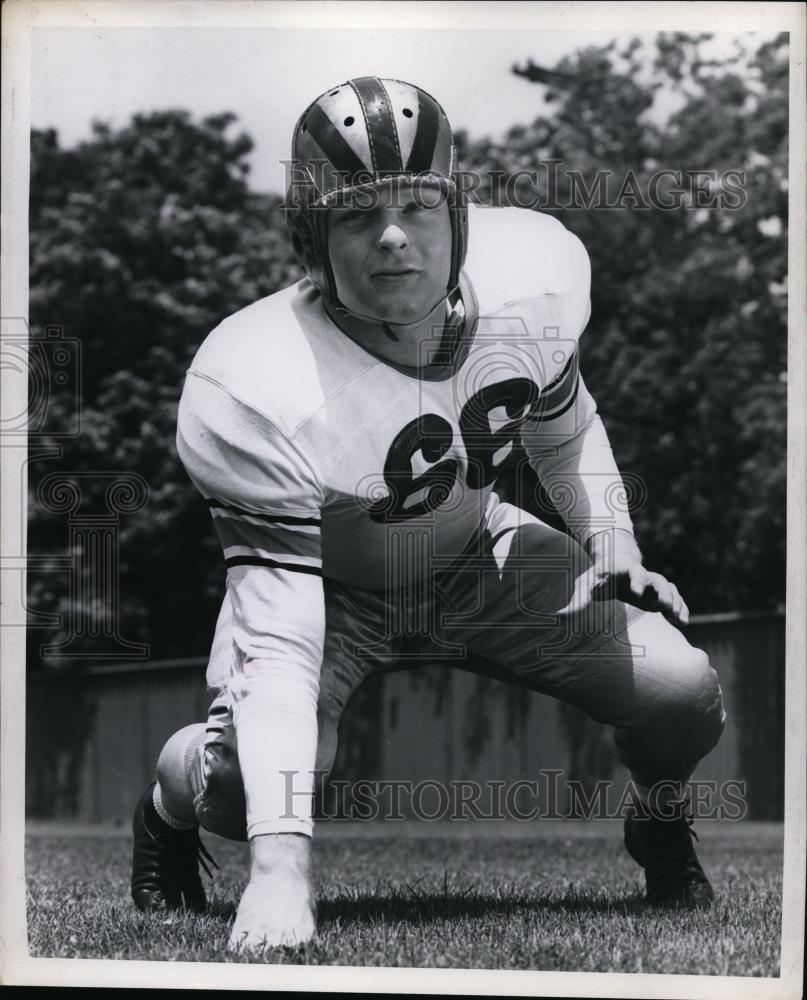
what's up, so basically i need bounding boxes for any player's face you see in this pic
[326,182,452,324]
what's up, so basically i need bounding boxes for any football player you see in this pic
[130,77,725,951]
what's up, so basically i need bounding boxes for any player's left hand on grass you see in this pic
[558,529,690,626]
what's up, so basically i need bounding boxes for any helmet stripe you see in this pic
[384,80,420,164]
[302,104,368,179]
[350,77,403,172]
[405,92,440,172]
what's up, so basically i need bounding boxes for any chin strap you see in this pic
[328,279,462,338]
[383,288,466,358]
[326,286,467,369]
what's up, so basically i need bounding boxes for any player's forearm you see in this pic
[225,564,326,838]
[585,526,642,563]
[526,412,635,547]
[230,656,321,838]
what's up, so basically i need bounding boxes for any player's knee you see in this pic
[655,646,725,755]
[194,734,248,841]
[156,723,207,822]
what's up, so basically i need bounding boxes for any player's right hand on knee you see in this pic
[228,833,316,952]
[559,529,689,626]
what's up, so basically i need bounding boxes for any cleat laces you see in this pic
[624,796,714,908]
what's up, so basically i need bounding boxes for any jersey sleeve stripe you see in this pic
[225,555,323,577]
[542,350,577,392]
[212,508,320,539]
[531,353,580,421]
[206,498,321,527]
[539,376,580,421]
[215,518,322,561]
[211,508,320,535]
[223,545,321,568]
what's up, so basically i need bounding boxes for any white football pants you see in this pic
[186,497,725,840]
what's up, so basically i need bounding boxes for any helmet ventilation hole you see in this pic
[402,108,413,118]
[344,116,354,126]
[330,90,339,96]
[301,123,307,133]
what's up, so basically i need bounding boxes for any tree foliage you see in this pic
[461,32,787,611]
[27,34,788,669]
[28,111,301,667]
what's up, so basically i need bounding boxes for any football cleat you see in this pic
[624,803,714,909]
[131,781,218,914]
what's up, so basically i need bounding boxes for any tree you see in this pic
[27,34,788,674]
[28,111,302,668]
[460,32,788,611]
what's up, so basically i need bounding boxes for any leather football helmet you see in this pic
[286,77,468,312]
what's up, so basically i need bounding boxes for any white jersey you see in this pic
[177,205,633,688]
[177,208,630,837]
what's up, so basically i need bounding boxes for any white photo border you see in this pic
[2,1,805,995]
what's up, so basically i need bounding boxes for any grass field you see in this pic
[25,819,782,974]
